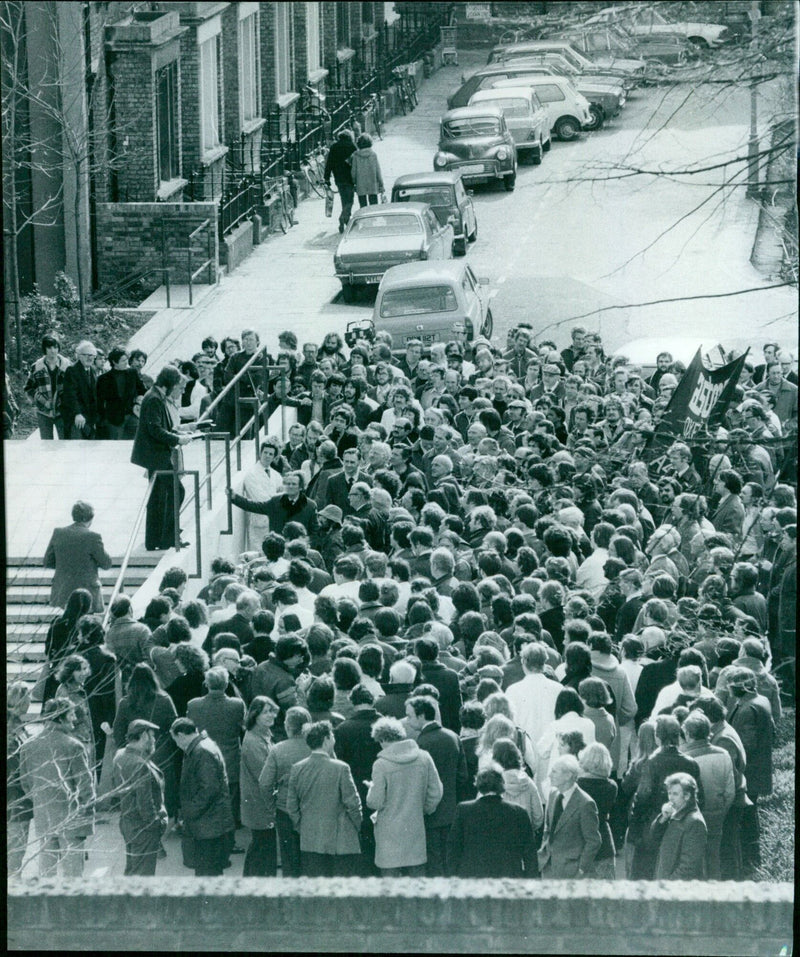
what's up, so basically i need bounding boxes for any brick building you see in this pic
[2,2,444,304]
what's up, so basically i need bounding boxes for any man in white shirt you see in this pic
[505,643,563,746]
[575,521,614,598]
[318,554,364,603]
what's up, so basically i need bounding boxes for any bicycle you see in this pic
[364,92,384,139]
[264,175,296,234]
[391,68,414,115]
[299,150,327,197]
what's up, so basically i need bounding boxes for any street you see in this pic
[140,50,795,373]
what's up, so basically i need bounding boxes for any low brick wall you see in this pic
[7,878,793,954]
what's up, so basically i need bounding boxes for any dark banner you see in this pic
[644,348,749,470]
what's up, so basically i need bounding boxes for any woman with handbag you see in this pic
[40,589,93,704]
[348,134,385,208]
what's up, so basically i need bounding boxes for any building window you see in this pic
[275,2,294,96]
[156,60,179,182]
[306,2,321,73]
[238,9,260,125]
[199,35,220,152]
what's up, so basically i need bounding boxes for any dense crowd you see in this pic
[8,322,796,882]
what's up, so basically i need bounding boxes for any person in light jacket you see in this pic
[366,717,443,875]
[348,133,384,207]
[651,771,707,880]
[286,720,362,876]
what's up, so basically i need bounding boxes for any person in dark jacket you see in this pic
[170,717,235,876]
[249,635,308,739]
[447,767,537,878]
[42,589,94,703]
[230,471,319,536]
[406,695,468,876]
[61,340,99,438]
[75,616,117,774]
[628,714,703,879]
[111,719,168,875]
[97,347,145,439]
[333,684,382,874]
[43,501,112,613]
[323,129,357,232]
[650,772,707,880]
[130,366,192,551]
[415,637,463,733]
[375,660,417,718]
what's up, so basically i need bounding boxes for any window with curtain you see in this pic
[306,2,321,73]
[238,10,260,125]
[156,60,179,182]
[199,35,220,151]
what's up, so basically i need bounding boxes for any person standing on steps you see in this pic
[324,129,357,233]
[349,134,384,208]
[43,501,112,613]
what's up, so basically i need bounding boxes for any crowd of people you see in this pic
[8,321,796,882]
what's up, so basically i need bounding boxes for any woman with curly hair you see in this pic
[55,654,95,768]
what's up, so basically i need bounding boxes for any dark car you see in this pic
[391,172,478,257]
[434,106,517,192]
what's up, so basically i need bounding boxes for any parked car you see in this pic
[333,202,454,302]
[468,86,551,164]
[491,76,592,141]
[390,172,477,257]
[434,106,518,191]
[372,260,493,351]
[488,40,646,88]
[585,6,731,49]
[447,63,621,132]
[634,34,695,66]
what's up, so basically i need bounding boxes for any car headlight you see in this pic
[496,147,508,161]
[434,153,448,167]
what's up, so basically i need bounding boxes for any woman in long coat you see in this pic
[42,589,93,703]
[366,717,442,874]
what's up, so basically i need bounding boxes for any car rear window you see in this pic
[395,187,454,206]
[380,285,458,318]
[532,83,566,102]
[477,96,530,116]
[443,117,501,137]
[350,214,422,236]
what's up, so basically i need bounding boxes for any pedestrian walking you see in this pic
[349,134,384,207]
[324,129,357,232]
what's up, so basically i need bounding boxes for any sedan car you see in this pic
[373,260,493,352]
[391,172,477,257]
[585,6,731,49]
[435,106,517,191]
[488,40,646,88]
[333,202,454,302]
[468,87,551,164]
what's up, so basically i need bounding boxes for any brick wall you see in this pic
[179,25,201,174]
[293,2,309,84]
[259,2,277,114]
[7,878,794,954]
[221,4,239,144]
[95,201,218,290]
[111,50,158,201]
[321,1,338,75]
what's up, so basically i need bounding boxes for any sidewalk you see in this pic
[126,54,487,376]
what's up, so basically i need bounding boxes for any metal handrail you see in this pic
[194,344,272,427]
[101,474,158,628]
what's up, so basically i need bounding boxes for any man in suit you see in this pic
[333,684,382,874]
[131,365,192,551]
[319,446,372,516]
[406,694,468,877]
[711,469,746,541]
[96,347,146,439]
[448,767,537,878]
[287,720,363,876]
[43,500,112,612]
[415,637,462,733]
[538,755,602,879]
[61,340,100,438]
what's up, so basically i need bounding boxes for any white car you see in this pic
[585,5,731,49]
[491,76,592,142]
[468,86,552,164]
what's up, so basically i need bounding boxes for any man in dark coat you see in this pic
[375,660,417,718]
[60,340,99,438]
[323,129,357,232]
[230,471,318,536]
[537,755,602,879]
[310,505,345,574]
[170,717,235,876]
[651,772,707,880]
[203,590,260,656]
[415,637,462,733]
[43,500,112,612]
[320,446,373,516]
[111,719,168,875]
[97,347,146,439]
[249,635,308,739]
[333,684,382,874]
[448,767,537,877]
[131,366,192,551]
[407,694,468,877]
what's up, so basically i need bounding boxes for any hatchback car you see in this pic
[468,87,551,164]
[333,202,454,302]
[391,172,477,257]
[435,106,517,191]
[373,260,493,352]
[492,76,592,141]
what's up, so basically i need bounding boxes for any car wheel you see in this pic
[468,219,478,242]
[555,116,581,141]
[688,36,710,49]
[543,136,552,152]
[585,104,605,132]
[481,309,494,339]
[504,172,516,191]
[453,237,467,257]
[532,141,543,165]
[340,281,355,303]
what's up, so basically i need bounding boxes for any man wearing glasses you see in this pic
[61,340,100,439]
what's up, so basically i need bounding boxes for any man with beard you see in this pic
[112,719,168,875]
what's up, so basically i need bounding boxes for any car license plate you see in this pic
[459,164,486,175]
[407,333,437,344]
[359,274,383,284]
